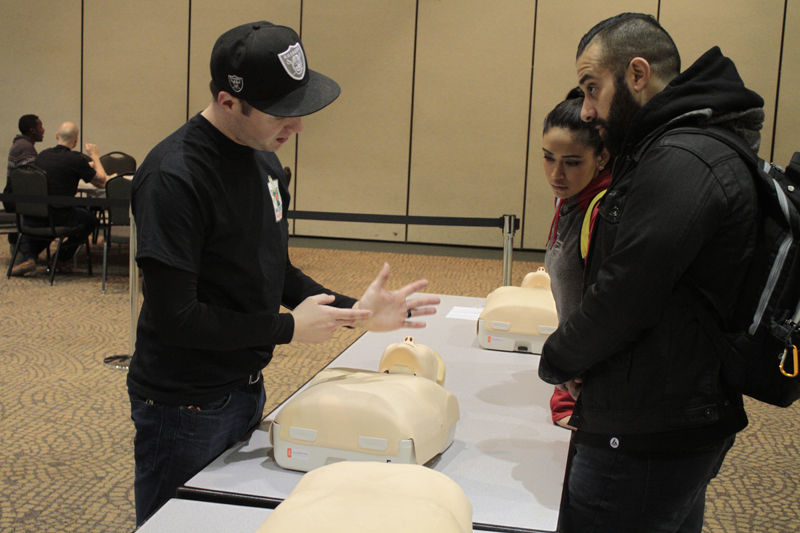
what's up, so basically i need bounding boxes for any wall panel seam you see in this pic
[404,0,421,244]
[521,0,538,249]
[770,0,789,162]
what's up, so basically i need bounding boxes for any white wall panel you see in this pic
[774,0,800,166]
[0,0,81,191]
[408,0,534,247]
[660,0,784,160]
[2,1,793,251]
[83,0,189,167]
[294,0,416,241]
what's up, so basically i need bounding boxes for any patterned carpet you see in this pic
[0,237,798,532]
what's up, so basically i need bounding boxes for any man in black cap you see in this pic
[128,21,439,524]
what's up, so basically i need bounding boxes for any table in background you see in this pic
[181,294,571,533]
[76,173,132,197]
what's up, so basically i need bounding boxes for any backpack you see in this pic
[669,126,800,407]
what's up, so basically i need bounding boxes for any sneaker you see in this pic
[10,258,36,277]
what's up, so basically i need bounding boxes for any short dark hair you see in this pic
[543,87,604,156]
[18,114,39,135]
[577,13,680,81]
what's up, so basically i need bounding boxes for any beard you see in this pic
[595,75,642,158]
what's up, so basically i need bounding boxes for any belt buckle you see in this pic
[248,373,260,385]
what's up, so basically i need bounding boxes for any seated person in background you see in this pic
[11,121,109,276]
[6,114,44,173]
[542,88,610,429]
[5,114,45,249]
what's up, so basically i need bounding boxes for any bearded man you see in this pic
[539,12,764,533]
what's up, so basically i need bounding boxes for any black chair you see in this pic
[101,176,132,293]
[99,151,136,177]
[0,209,15,236]
[91,152,134,243]
[6,166,93,285]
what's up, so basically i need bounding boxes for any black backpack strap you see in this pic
[664,126,760,169]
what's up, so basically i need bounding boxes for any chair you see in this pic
[102,176,132,293]
[93,152,134,243]
[0,209,15,236]
[6,166,93,285]
[99,151,136,177]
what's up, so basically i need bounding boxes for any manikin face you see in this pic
[230,104,303,152]
[542,127,606,199]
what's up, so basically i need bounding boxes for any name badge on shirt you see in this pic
[267,175,283,222]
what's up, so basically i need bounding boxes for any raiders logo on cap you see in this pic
[278,43,306,81]
[228,74,244,93]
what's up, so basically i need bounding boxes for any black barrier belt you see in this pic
[288,210,520,230]
[0,194,520,231]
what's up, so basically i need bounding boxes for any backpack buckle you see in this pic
[779,345,799,378]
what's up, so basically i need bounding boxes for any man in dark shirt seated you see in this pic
[4,114,45,251]
[6,114,44,173]
[11,121,109,276]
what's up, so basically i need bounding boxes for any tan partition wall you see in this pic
[3,1,795,251]
[82,1,189,167]
[523,0,656,249]
[660,0,784,160]
[408,0,534,247]
[774,0,800,166]
[293,0,416,241]
[0,1,82,191]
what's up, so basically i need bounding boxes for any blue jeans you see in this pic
[560,436,734,533]
[129,377,266,525]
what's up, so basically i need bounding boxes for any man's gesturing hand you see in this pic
[354,263,440,332]
[291,294,372,343]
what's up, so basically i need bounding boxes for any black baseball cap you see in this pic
[210,21,340,117]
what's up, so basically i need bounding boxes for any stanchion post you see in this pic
[129,207,138,354]
[103,204,137,370]
[502,214,516,286]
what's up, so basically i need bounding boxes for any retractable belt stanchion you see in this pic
[288,210,521,286]
[103,206,137,370]
[502,214,516,286]
[130,214,138,353]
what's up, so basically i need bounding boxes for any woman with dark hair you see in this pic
[542,89,610,428]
